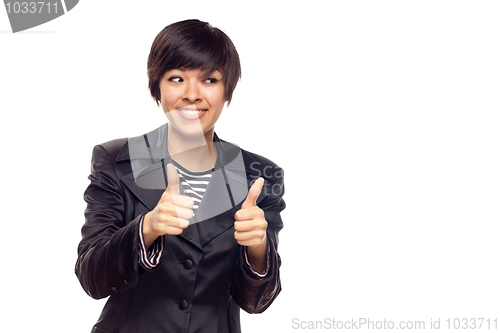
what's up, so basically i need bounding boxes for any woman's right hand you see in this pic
[143,163,194,248]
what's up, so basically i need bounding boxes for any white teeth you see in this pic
[180,110,204,115]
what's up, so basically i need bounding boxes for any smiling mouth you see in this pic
[179,109,206,115]
[177,106,208,113]
[175,107,208,120]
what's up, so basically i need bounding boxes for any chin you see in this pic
[170,122,212,138]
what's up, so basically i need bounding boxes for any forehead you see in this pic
[165,68,223,77]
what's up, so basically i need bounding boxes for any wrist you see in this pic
[143,212,159,249]
[246,238,268,273]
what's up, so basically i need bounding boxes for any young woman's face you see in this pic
[159,68,226,139]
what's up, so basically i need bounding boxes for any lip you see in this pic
[176,108,208,120]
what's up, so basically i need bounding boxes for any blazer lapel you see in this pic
[120,170,164,211]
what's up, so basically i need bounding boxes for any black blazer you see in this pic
[75,124,285,333]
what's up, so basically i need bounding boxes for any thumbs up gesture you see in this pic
[143,163,194,248]
[234,177,267,247]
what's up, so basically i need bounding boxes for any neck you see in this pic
[167,124,217,172]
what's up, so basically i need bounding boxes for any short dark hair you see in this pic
[147,19,241,106]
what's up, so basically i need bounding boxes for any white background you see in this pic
[1,1,499,332]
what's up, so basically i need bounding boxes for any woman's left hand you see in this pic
[234,177,267,247]
[234,178,268,273]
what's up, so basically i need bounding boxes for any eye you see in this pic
[168,76,183,83]
[204,78,218,84]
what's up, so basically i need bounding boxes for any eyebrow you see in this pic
[167,68,223,77]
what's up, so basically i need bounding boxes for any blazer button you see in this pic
[110,286,118,293]
[183,259,193,269]
[179,299,188,310]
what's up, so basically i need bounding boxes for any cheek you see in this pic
[159,90,177,110]
[207,89,227,107]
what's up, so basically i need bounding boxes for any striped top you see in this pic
[175,165,212,216]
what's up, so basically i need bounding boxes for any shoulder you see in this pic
[235,144,286,210]
[88,138,132,182]
[238,146,284,184]
[241,148,281,169]
[93,138,128,161]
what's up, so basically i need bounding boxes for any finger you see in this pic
[166,163,180,196]
[234,206,264,222]
[158,213,191,228]
[234,219,267,232]
[161,191,194,209]
[242,177,264,209]
[165,227,184,236]
[160,204,194,220]
[171,194,195,209]
[234,229,266,244]
[175,218,190,228]
[162,224,188,235]
[179,206,194,220]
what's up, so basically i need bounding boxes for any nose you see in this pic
[183,81,202,104]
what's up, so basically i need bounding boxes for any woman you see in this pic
[76,19,285,333]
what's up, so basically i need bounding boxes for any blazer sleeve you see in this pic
[75,144,148,300]
[231,166,285,314]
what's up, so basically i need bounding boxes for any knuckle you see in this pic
[166,205,177,216]
[255,207,264,217]
[179,218,189,228]
[159,225,170,234]
[259,230,266,239]
[178,195,193,207]
[161,191,172,201]
[168,228,183,236]
[163,215,177,226]
[157,211,167,222]
[158,201,173,212]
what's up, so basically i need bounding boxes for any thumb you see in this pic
[166,163,180,196]
[242,177,264,209]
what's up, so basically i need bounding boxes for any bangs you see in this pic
[169,29,227,78]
